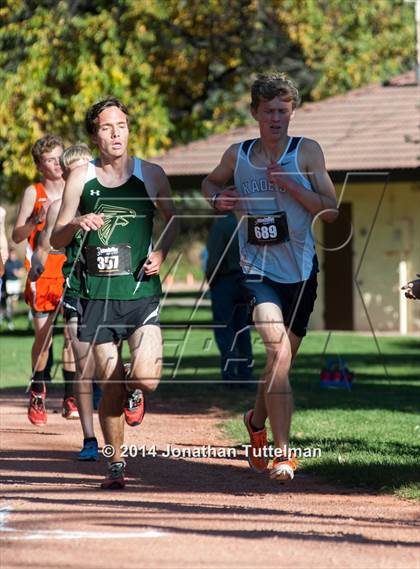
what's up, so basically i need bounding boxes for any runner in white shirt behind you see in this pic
[202,72,338,482]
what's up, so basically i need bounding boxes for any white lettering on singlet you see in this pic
[242,177,285,195]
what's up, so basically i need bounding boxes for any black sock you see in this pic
[31,370,45,393]
[63,370,75,398]
[84,437,97,444]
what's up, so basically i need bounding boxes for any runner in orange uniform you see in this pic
[13,134,77,425]
[24,182,66,311]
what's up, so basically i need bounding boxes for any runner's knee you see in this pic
[139,378,160,393]
[266,344,292,371]
[129,370,160,392]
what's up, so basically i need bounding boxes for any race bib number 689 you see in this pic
[247,211,290,245]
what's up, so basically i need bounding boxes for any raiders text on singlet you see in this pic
[234,136,318,284]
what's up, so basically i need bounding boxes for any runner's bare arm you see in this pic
[202,145,240,211]
[28,200,61,281]
[12,186,39,243]
[51,164,103,248]
[267,139,338,222]
[142,162,179,275]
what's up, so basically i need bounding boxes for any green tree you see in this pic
[0,0,171,198]
[0,0,310,199]
[143,0,310,142]
[0,0,415,200]
[278,0,415,99]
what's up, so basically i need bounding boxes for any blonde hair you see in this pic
[60,143,93,172]
[251,72,300,110]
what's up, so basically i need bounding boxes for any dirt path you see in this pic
[1,391,419,569]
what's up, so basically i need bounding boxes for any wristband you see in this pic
[210,192,220,209]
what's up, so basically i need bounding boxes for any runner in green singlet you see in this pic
[52,98,178,489]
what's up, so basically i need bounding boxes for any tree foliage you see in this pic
[0,0,415,199]
[0,0,171,196]
[141,0,311,142]
[279,0,415,99]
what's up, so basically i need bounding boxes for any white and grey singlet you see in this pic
[234,136,317,284]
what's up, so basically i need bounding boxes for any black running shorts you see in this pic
[242,272,318,338]
[62,294,81,322]
[78,296,160,344]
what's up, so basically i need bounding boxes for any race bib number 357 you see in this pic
[247,211,290,245]
[85,244,132,276]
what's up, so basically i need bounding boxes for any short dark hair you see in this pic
[85,97,129,135]
[31,134,64,166]
[251,73,300,110]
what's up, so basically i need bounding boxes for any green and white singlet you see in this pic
[79,157,162,301]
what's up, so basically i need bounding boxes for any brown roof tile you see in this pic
[153,71,419,174]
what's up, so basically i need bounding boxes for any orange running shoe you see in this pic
[101,462,126,490]
[28,389,47,426]
[62,396,79,420]
[122,363,145,427]
[123,389,145,427]
[243,409,269,472]
[270,454,298,481]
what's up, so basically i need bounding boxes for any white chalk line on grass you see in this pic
[0,508,166,540]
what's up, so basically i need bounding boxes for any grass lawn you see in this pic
[1,304,419,499]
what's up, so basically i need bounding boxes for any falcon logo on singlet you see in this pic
[94,204,136,245]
